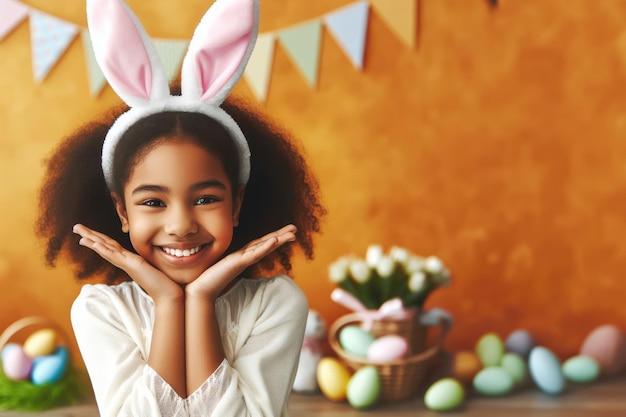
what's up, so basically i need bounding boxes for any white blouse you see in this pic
[71,275,308,417]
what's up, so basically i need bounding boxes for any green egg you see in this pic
[424,378,465,411]
[347,366,380,409]
[501,353,527,385]
[476,333,504,367]
[473,367,514,396]
[339,326,375,357]
[562,355,600,383]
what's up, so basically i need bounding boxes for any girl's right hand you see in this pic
[73,224,183,301]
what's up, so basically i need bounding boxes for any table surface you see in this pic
[0,376,624,416]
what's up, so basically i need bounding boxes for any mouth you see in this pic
[160,245,204,258]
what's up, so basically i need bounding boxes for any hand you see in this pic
[185,224,297,301]
[73,224,183,301]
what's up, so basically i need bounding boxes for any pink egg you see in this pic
[2,344,33,380]
[367,335,409,363]
[579,324,626,376]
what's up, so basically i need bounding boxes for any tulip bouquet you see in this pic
[328,245,451,311]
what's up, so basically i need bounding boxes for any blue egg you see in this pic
[529,346,565,395]
[31,346,69,386]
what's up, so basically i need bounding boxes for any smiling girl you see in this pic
[35,0,325,416]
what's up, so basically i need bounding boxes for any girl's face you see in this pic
[113,137,243,285]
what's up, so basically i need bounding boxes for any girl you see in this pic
[36,0,325,415]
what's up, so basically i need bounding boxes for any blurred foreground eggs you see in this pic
[316,357,351,401]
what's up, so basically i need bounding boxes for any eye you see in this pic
[195,196,220,205]
[141,199,166,207]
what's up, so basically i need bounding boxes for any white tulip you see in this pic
[365,244,384,267]
[328,257,351,283]
[408,271,427,293]
[349,259,371,284]
[390,246,410,264]
[375,255,395,278]
[424,256,444,274]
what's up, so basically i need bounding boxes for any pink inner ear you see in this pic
[189,0,254,101]
[90,0,153,101]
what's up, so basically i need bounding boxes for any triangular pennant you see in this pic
[277,20,322,88]
[81,29,106,96]
[29,10,79,82]
[243,32,276,102]
[324,1,369,70]
[154,39,189,83]
[0,0,29,41]
[369,0,417,48]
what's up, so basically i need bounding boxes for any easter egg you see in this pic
[23,328,57,357]
[501,353,527,385]
[339,326,375,357]
[317,357,352,401]
[346,366,380,409]
[1,343,21,363]
[452,351,482,385]
[2,344,32,380]
[367,335,408,363]
[31,346,70,386]
[529,346,565,395]
[424,378,465,411]
[562,355,600,384]
[476,333,504,367]
[579,324,626,376]
[472,367,514,396]
[505,329,535,359]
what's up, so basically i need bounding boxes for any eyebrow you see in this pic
[131,180,228,196]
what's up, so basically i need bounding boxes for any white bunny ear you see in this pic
[181,0,259,105]
[87,0,170,107]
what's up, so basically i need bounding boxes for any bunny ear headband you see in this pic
[87,0,259,189]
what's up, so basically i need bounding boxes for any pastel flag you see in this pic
[324,1,369,69]
[0,0,29,41]
[369,0,417,48]
[278,20,322,88]
[154,39,189,83]
[81,29,106,96]
[244,32,276,102]
[29,10,79,82]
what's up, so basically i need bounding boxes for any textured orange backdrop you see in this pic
[2,0,626,366]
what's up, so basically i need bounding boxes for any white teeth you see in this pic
[163,246,201,257]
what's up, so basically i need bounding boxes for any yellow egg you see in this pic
[23,329,57,358]
[317,357,352,401]
[453,351,482,385]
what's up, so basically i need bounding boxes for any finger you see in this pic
[74,224,122,248]
[245,224,297,249]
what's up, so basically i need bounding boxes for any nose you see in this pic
[164,205,198,237]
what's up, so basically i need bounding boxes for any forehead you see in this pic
[126,139,230,189]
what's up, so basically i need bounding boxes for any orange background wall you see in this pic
[2,0,626,365]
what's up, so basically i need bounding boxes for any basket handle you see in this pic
[0,316,69,351]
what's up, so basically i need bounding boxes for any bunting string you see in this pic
[0,0,419,101]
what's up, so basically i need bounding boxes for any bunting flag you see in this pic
[154,39,189,83]
[369,0,418,48]
[324,1,370,69]
[29,10,79,82]
[244,32,276,102]
[81,29,106,96]
[0,0,420,98]
[0,0,28,41]
[278,20,323,87]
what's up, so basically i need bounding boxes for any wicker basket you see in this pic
[0,316,86,411]
[329,312,450,402]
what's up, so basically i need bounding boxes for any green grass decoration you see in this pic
[0,366,89,411]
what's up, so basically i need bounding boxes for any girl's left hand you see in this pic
[185,224,297,301]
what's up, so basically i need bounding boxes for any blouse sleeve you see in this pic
[71,284,188,417]
[187,276,309,417]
